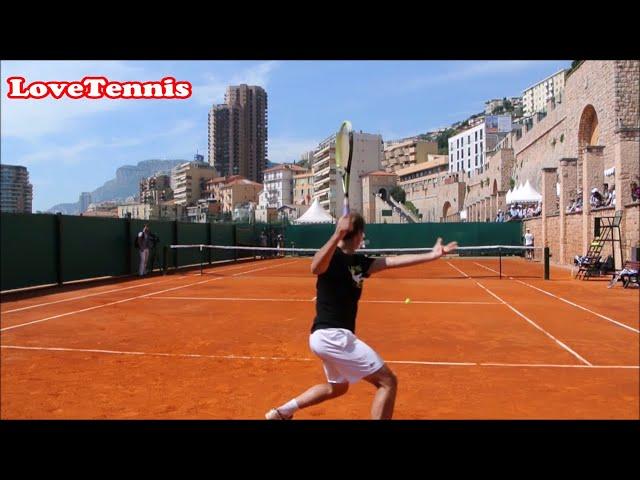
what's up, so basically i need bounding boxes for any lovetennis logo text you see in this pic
[6,76,192,100]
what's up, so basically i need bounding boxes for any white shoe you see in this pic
[265,408,293,420]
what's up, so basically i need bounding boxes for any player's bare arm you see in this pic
[367,238,458,275]
[310,215,353,275]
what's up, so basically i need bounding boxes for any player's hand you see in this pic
[335,215,353,240]
[431,238,458,258]
[431,238,444,258]
[443,240,458,254]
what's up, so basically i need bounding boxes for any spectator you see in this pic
[523,228,534,260]
[611,186,616,206]
[533,202,542,216]
[631,182,640,202]
[136,224,154,276]
[590,188,603,208]
[602,184,611,206]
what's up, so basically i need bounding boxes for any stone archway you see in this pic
[578,105,600,151]
[577,105,600,192]
[378,188,388,201]
[442,201,451,221]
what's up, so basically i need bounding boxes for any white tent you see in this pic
[509,180,542,204]
[294,199,335,224]
[506,184,523,204]
[505,188,513,204]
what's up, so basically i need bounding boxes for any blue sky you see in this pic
[1,60,569,211]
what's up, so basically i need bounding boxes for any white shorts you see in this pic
[309,328,384,384]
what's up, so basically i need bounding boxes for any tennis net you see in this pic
[164,244,550,280]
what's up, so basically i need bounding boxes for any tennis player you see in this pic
[266,212,458,420]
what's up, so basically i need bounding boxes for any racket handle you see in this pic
[343,199,350,216]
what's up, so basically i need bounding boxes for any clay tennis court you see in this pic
[1,255,638,419]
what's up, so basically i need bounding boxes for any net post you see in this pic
[200,245,204,276]
[499,247,502,280]
[544,247,550,280]
[162,246,168,275]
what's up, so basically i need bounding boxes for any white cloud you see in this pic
[192,61,280,106]
[19,120,199,166]
[268,136,318,163]
[398,61,540,94]
[21,140,102,165]
[1,61,144,140]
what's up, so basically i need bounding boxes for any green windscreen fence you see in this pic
[60,215,129,282]
[1,213,58,290]
[176,222,208,267]
[284,222,523,250]
[1,213,525,292]
[211,223,235,262]
[1,214,244,291]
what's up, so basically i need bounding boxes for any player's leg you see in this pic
[295,381,350,409]
[363,364,398,420]
[266,375,349,420]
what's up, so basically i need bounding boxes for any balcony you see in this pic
[314,177,331,191]
[314,187,331,198]
[314,164,332,178]
[313,155,330,170]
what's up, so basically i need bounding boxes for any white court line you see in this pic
[148,296,500,305]
[473,281,592,366]
[3,345,637,369]
[1,279,174,314]
[446,261,469,278]
[472,262,639,334]
[515,280,639,334]
[152,296,311,302]
[449,261,593,366]
[0,260,299,333]
[0,258,283,315]
[473,262,500,274]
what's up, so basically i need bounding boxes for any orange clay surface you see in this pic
[1,256,638,419]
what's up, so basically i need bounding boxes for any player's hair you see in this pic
[344,212,365,241]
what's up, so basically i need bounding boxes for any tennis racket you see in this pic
[335,120,353,216]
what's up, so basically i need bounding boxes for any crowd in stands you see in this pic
[486,179,639,223]
[567,184,616,213]
[495,202,541,222]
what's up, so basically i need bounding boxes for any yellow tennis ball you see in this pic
[405,298,411,304]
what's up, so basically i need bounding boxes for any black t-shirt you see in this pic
[311,248,375,334]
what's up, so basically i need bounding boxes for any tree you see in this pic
[405,201,420,217]
[436,128,456,154]
[389,186,406,204]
